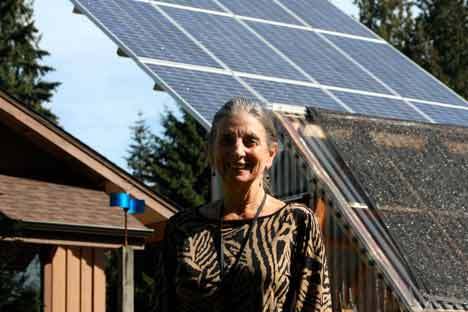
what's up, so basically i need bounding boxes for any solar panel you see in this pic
[146,64,257,123]
[278,0,377,38]
[248,22,390,94]
[327,35,468,106]
[412,103,468,126]
[242,78,345,112]
[72,0,468,128]
[77,0,221,67]
[162,6,306,80]
[154,0,224,12]
[332,92,428,122]
[216,0,301,25]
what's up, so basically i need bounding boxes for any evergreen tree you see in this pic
[0,0,60,122]
[127,112,154,183]
[0,217,40,312]
[414,0,468,99]
[127,109,210,209]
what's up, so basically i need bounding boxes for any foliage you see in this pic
[105,249,119,312]
[0,0,60,122]
[127,109,210,209]
[0,217,41,312]
[134,244,160,312]
[354,0,468,100]
[414,0,468,99]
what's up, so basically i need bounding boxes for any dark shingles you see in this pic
[380,210,468,300]
[0,174,147,230]
[310,109,468,301]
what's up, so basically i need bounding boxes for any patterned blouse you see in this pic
[154,202,332,312]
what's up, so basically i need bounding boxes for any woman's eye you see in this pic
[244,137,258,146]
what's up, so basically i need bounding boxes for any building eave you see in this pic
[0,90,178,225]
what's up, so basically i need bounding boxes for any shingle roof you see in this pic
[0,90,177,225]
[311,109,468,303]
[0,174,147,231]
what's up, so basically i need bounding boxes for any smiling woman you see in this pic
[208,99,279,216]
[154,97,332,312]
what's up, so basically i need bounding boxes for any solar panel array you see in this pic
[73,0,468,128]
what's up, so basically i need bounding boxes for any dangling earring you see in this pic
[265,166,272,182]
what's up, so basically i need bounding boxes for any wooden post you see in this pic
[52,246,67,311]
[119,246,134,312]
[93,249,107,312]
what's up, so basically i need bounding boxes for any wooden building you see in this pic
[269,108,468,311]
[0,90,177,312]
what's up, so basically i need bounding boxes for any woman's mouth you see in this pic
[230,163,248,170]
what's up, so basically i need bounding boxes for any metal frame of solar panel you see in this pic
[72,0,468,130]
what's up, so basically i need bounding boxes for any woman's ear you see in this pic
[266,142,279,169]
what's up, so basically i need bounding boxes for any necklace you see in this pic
[217,192,268,281]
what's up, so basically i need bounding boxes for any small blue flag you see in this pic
[128,198,145,215]
[110,192,130,209]
[109,192,145,215]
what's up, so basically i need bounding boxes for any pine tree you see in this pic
[0,0,60,122]
[127,112,155,183]
[414,0,468,99]
[127,109,210,209]
[0,217,40,312]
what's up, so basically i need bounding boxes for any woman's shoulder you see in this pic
[284,202,315,217]
[282,202,320,229]
[166,202,218,230]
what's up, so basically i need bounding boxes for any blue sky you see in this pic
[33,0,358,170]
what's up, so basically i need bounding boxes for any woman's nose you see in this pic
[233,139,246,157]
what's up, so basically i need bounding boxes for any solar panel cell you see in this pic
[248,22,390,94]
[76,0,220,67]
[163,7,307,80]
[154,0,224,11]
[413,103,468,127]
[242,78,345,112]
[328,36,468,107]
[147,65,258,123]
[216,0,301,25]
[332,91,429,122]
[278,0,377,38]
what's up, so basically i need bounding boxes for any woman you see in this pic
[155,97,331,311]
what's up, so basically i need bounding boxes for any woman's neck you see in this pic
[222,182,266,219]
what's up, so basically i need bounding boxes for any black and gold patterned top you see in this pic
[154,203,332,312]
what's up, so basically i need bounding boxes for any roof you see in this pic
[0,90,177,226]
[0,174,146,231]
[309,109,468,304]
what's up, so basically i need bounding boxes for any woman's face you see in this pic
[213,111,277,190]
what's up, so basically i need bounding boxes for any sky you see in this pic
[32,0,358,171]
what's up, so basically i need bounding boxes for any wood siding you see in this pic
[315,197,405,312]
[43,246,107,312]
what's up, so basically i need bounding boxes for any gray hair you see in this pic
[207,97,278,193]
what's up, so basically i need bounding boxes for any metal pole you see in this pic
[124,209,128,247]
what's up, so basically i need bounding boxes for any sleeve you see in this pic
[153,220,176,312]
[294,211,332,312]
